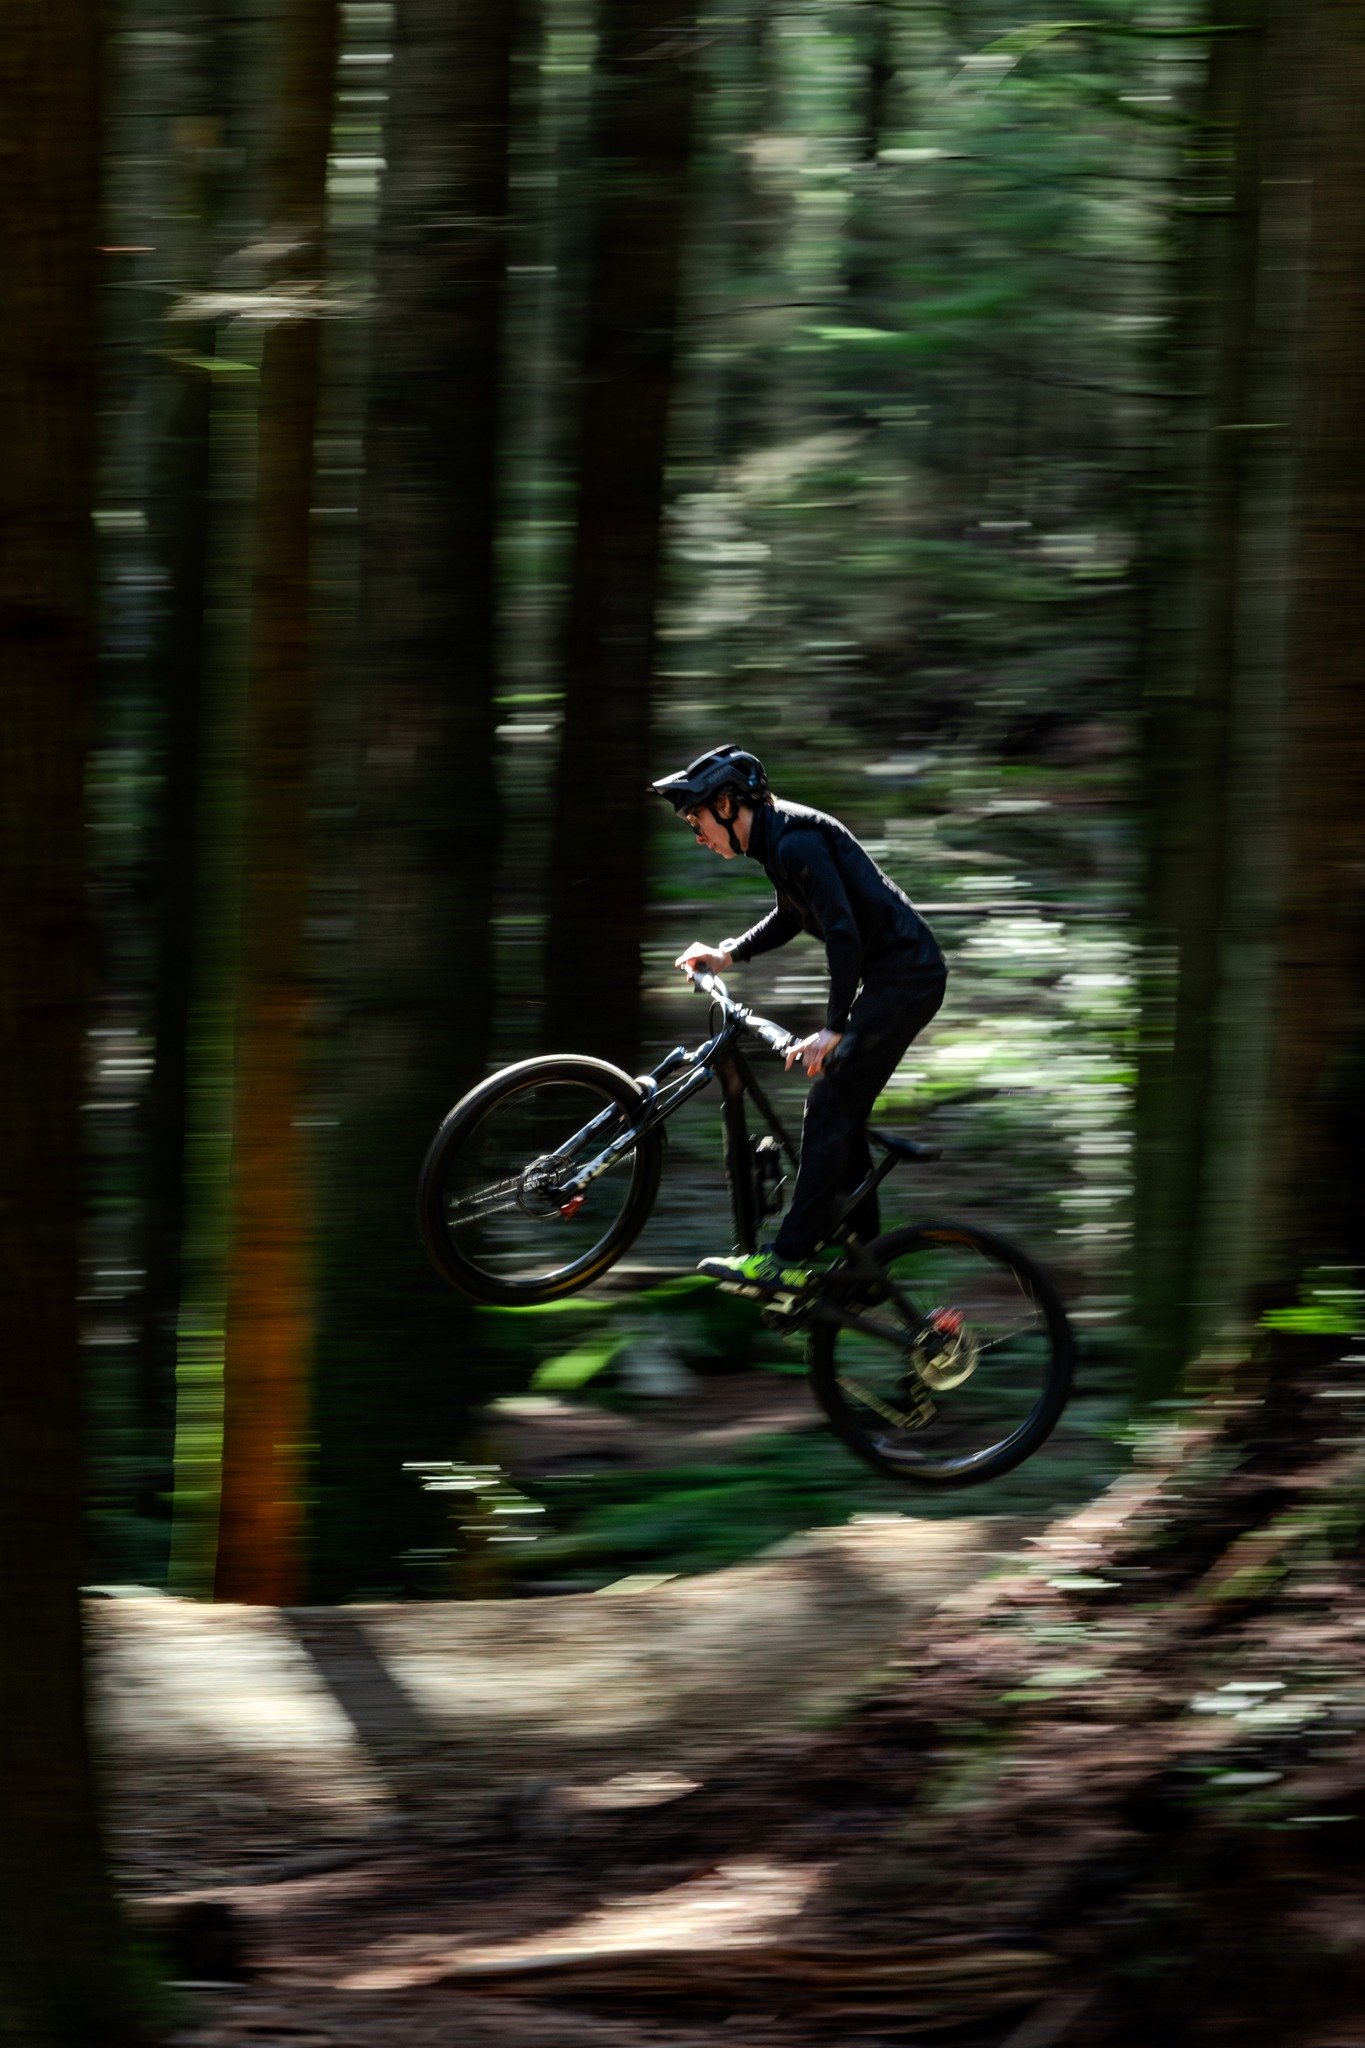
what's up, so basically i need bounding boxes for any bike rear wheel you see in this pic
[418,1055,662,1305]
[809,1221,1073,1486]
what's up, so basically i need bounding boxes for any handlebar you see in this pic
[685,965,797,1059]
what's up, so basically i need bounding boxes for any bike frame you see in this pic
[553,970,927,1345]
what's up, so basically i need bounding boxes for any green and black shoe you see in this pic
[697,1249,815,1302]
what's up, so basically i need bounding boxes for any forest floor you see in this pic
[98,1500,1033,2045]
[100,1345,1365,2048]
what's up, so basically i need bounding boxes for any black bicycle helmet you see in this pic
[650,744,768,816]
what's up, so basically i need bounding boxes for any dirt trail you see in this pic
[94,1510,1031,1888]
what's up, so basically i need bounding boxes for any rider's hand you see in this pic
[675,942,733,978]
[785,1028,843,1078]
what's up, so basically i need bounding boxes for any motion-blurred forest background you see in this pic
[3,0,1364,2040]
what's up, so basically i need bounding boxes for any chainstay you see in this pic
[837,1370,936,1433]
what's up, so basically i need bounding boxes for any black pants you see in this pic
[772,967,946,1259]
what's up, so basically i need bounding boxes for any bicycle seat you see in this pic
[868,1127,942,1163]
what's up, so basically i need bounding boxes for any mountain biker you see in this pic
[651,744,947,1296]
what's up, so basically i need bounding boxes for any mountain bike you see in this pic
[417,968,1074,1486]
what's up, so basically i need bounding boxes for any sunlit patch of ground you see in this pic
[340,1858,824,1990]
[96,1511,1028,1891]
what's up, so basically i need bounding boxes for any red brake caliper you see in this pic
[559,1195,585,1219]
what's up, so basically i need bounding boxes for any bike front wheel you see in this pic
[418,1055,663,1305]
[809,1221,1074,1486]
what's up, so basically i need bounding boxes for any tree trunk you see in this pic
[1134,0,1365,1389]
[213,0,341,1603]
[0,2,157,2037]
[1253,0,1365,1298]
[1131,0,1277,1399]
[712,0,788,465]
[541,0,701,1073]
[136,11,232,1562]
[311,0,515,1601]
[843,0,897,313]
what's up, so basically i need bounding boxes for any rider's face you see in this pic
[683,803,739,858]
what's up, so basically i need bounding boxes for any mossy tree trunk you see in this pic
[541,0,701,1075]
[1252,0,1365,1299]
[137,11,232,1563]
[311,0,515,1600]
[1134,0,1365,1392]
[1132,0,1278,1399]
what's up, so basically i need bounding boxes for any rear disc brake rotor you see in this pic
[910,1308,980,1392]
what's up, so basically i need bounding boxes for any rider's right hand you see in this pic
[674,942,733,977]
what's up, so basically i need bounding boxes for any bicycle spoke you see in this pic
[976,1319,1041,1354]
[444,1177,525,1224]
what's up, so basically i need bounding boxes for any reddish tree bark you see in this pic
[215,0,342,1604]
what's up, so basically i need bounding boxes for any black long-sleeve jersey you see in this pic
[722,799,944,1033]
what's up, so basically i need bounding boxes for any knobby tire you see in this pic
[808,1220,1074,1486]
[417,1054,663,1305]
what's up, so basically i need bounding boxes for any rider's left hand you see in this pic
[785,1028,843,1078]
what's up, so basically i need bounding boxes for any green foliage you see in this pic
[532,1331,629,1391]
[485,1273,790,1381]
[1260,1270,1365,1337]
[495,1372,1128,1592]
